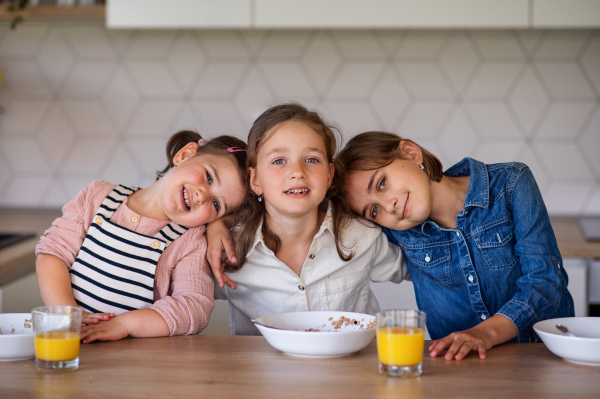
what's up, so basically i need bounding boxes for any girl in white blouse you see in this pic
[206,103,407,335]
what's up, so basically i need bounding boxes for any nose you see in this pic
[383,197,397,214]
[195,187,208,205]
[289,160,307,179]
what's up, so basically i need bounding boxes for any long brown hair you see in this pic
[337,131,443,182]
[156,130,248,214]
[228,103,353,271]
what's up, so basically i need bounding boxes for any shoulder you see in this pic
[339,216,383,250]
[177,225,207,253]
[64,180,116,219]
[484,161,530,199]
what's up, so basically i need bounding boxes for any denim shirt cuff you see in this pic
[496,299,537,343]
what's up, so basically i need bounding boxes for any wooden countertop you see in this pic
[0,335,598,399]
[0,210,599,288]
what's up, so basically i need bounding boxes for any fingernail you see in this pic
[231,257,237,262]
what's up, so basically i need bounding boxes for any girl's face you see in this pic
[345,142,432,231]
[250,121,334,220]
[160,144,245,227]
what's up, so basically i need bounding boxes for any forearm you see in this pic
[471,314,517,346]
[36,253,77,307]
[118,309,170,338]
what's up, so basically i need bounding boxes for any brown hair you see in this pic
[156,130,248,213]
[337,131,443,182]
[228,103,353,271]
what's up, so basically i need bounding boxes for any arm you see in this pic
[80,309,169,343]
[368,228,408,284]
[206,216,238,289]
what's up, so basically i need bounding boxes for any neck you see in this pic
[427,175,470,229]
[127,180,169,221]
[264,205,324,247]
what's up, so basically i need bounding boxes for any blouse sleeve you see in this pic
[152,229,215,336]
[35,180,114,268]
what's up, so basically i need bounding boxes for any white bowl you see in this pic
[252,311,376,358]
[0,313,34,361]
[533,317,600,366]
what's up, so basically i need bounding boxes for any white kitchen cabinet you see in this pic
[533,0,600,27]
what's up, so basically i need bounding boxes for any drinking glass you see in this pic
[32,306,82,373]
[376,309,427,377]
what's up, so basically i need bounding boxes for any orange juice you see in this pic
[377,326,424,366]
[35,332,80,362]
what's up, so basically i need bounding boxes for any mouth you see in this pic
[284,187,310,196]
[181,187,191,212]
[402,194,409,219]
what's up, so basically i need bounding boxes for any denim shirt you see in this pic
[382,158,574,342]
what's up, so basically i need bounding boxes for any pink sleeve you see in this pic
[35,181,115,268]
[152,228,215,336]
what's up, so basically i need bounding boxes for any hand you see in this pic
[80,317,128,343]
[428,314,518,360]
[206,219,237,289]
[82,311,115,325]
[429,328,492,360]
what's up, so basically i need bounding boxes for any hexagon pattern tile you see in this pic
[0,23,598,215]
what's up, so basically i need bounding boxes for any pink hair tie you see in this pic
[198,139,207,147]
[227,147,247,152]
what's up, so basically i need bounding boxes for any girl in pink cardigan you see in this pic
[36,131,247,343]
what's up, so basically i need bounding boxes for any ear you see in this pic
[248,167,262,196]
[398,140,423,166]
[173,142,199,165]
[327,162,334,189]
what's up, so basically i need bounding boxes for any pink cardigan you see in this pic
[36,180,214,336]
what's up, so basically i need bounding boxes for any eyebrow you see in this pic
[264,147,326,158]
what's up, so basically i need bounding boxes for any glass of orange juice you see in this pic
[32,306,82,373]
[376,309,427,377]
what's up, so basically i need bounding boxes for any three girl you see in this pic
[206,104,408,335]
[36,131,248,343]
[337,132,574,360]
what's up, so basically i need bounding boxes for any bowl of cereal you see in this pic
[252,311,376,358]
[0,313,34,361]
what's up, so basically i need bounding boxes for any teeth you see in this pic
[183,188,190,210]
[286,188,309,194]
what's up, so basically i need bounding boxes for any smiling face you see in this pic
[249,120,334,220]
[160,145,246,227]
[345,142,432,231]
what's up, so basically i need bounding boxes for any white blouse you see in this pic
[214,207,408,335]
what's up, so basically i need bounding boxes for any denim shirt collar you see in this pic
[416,157,489,236]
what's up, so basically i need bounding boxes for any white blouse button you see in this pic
[481,314,487,320]
[424,254,431,262]
[468,275,474,283]
[308,254,315,260]
[298,285,305,291]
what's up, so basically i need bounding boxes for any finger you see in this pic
[222,274,237,290]
[208,253,226,288]
[80,327,94,341]
[429,338,452,357]
[454,341,475,360]
[222,239,237,264]
[477,343,487,360]
[83,331,102,344]
[445,339,467,360]
[82,316,99,324]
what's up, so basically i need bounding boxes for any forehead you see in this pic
[261,120,326,151]
[346,170,375,212]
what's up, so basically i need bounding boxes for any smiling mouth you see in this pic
[181,187,191,211]
[402,194,409,219]
[285,188,310,194]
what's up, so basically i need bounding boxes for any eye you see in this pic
[206,171,213,185]
[371,205,379,219]
[273,159,286,165]
[305,157,318,164]
[378,177,386,191]
[212,199,220,212]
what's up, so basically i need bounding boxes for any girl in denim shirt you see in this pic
[338,131,574,361]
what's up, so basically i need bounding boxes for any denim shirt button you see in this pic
[557,263,561,269]
[425,254,431,262]
[480,314,487,320]
[456,231,460,236]
[468,275,474,283]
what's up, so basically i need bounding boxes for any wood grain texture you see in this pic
[0,335,598,399]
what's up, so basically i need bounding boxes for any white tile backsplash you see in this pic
[0,24,598,215]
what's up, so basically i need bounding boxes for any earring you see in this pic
[174,160,180,167]
[420,164,425,170]
[257,194,263,202]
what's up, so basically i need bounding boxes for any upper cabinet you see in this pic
[106,0,600,29]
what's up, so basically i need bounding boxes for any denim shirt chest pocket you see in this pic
[473,220,519,271]
[403,243,452,286]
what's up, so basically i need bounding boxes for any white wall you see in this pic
[0,23,599,215]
